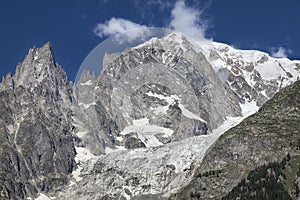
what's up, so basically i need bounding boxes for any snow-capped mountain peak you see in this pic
[1,33,300,200]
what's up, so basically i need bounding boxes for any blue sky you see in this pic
[1,0,300,81]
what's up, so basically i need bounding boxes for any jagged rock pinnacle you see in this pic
[40,41,53,55]
[13,42,59,87]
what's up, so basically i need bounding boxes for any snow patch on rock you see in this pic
[120,118,174,147]
[34,193,51,200]
[78,102,97,109]
[79,80,93,86]
[72,147,97,182]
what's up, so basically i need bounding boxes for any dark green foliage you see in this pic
[222,156,294,200]
[170,81,300,200]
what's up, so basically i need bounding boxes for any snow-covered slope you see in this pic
[138,32,300,106]
[58,33,300,199]
[56,114,251,200]
[4,33,299,200]
[209,41,300,106]
[74,33,243,157]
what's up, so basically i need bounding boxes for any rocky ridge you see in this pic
[171,79,300,199]
[209,41,299,106]
[0,33,300,199]
[62,33,300,199]
[75,33,300,155]
[0,43,76,199]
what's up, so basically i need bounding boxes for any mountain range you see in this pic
[0,33,299,200]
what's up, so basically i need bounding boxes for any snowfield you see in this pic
[62,32,299,199]
[68,103,256,197]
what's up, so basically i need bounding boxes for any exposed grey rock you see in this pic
[0,72,14,90]
[62,33,300,200]
[209,42,300,107]
[77,33,242,156]
[0,42,76,199]
[1,33,300,200]
[171,80,300,200]
[124,133,146,149]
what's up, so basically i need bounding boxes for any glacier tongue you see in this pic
[35,32,299,199]
[2,31,300,200]
[60,114,249,199]
[60,32,300,199]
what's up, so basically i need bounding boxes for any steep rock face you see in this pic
[209,42,300,106]
[74,33,300,155]
[1,34,300,200]
[76,33,241,155]
[107,34,242,131]
[72,70,109,155]
[171,80,300,199]
[65,33,300,199]
[0,43,76,199]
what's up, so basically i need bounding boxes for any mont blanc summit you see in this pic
[0,32,300,200]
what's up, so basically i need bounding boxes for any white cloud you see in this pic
[169,0,209,41]
[270,47,292,58]
[94,18,151,44]
[94,1,211,42]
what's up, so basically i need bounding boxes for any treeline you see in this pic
[222,154,299,200]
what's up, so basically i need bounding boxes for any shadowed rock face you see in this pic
[171,80,300,200]
[124,134,146,149]
[0,43,76,199]
[1,33,300,200]
[75,33,242,156]
[74,33,300,159]
[66,34,299,200]
[210,43,300,108]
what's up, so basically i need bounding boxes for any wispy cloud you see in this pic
[169,0,210,41]
[270,47,292,58]
[94,0,212,42]
[93,18,151,44]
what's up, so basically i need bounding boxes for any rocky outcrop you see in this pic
[210,42,300,106]
[0,43,76,199]
[171,80,300,199]
[74,33,300,156]
[59,33,300,200]
[75,33,242,156]
[1,33,300,200]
